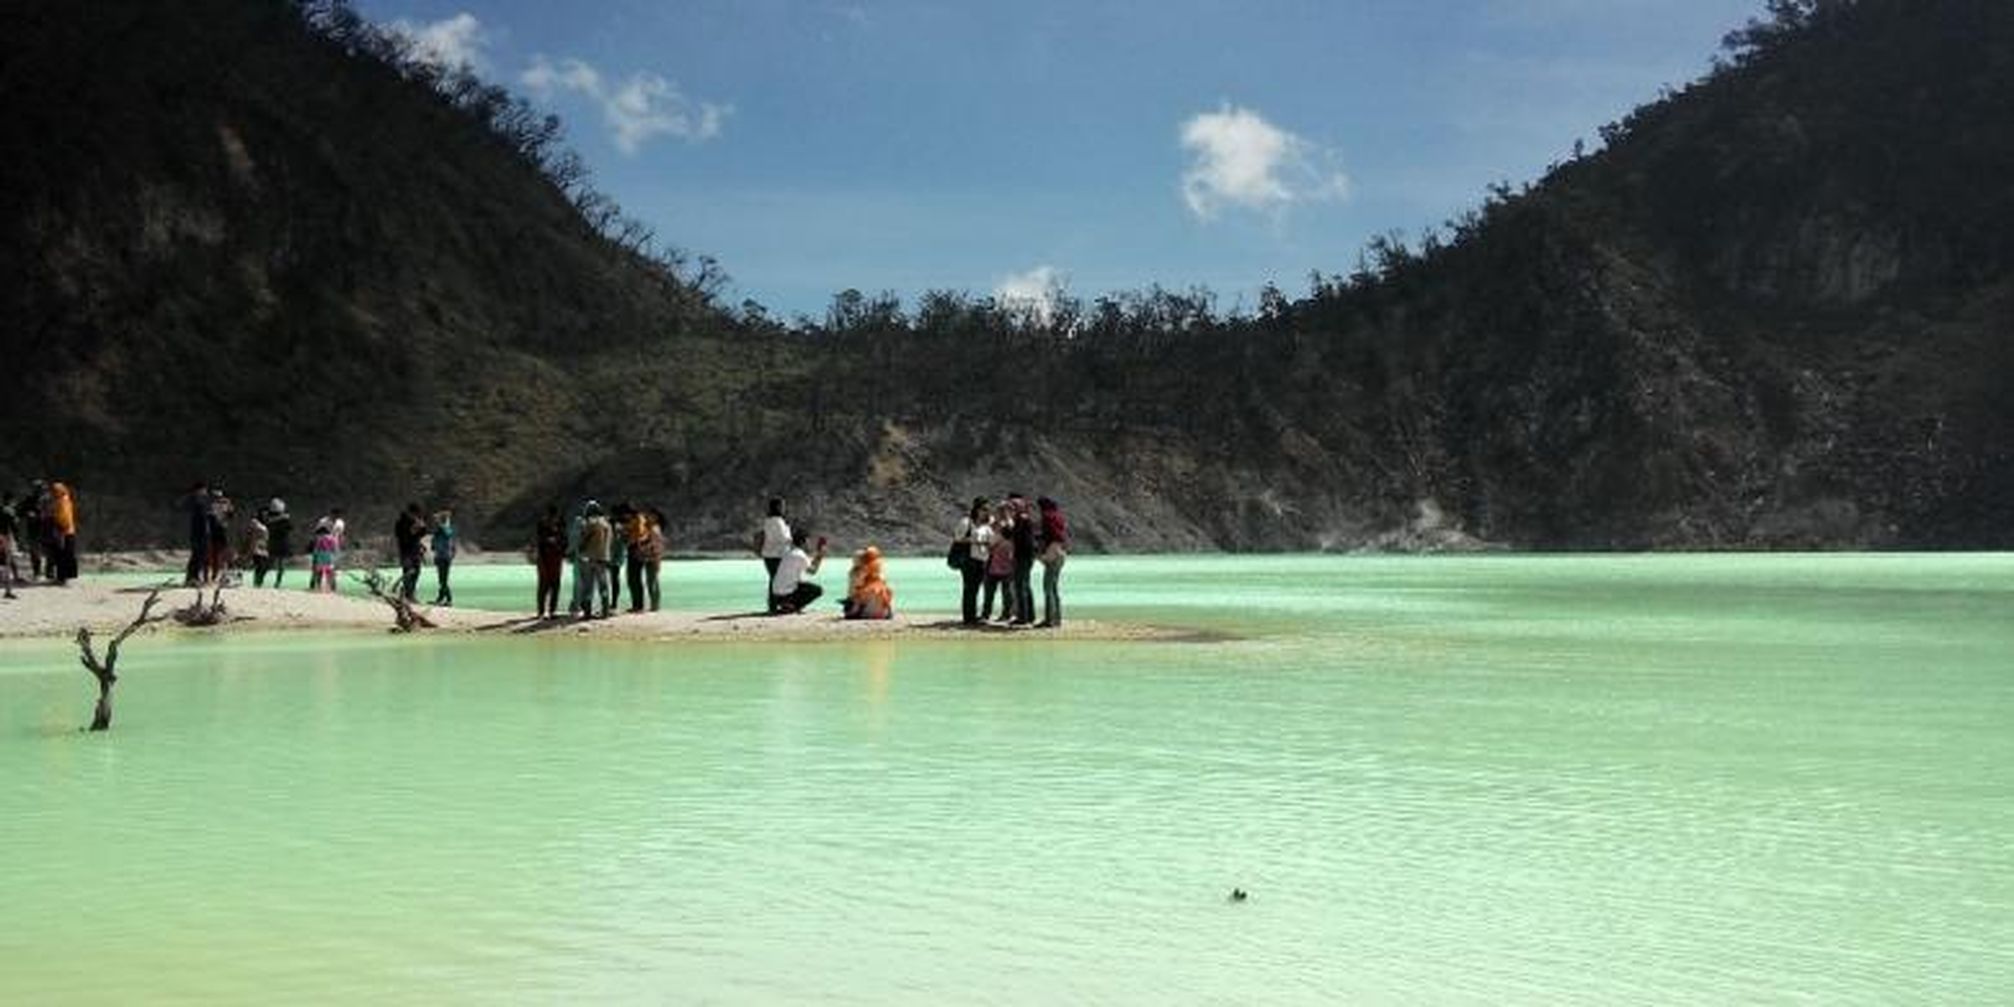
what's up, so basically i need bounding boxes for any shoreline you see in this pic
[0,579,1204,645]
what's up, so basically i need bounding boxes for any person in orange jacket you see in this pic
[48,481,79,584]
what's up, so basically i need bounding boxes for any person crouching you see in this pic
[843,546,894,620]
[769,530,827,614]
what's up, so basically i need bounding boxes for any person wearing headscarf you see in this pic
[842,545,894,620]
[48,481,79,584]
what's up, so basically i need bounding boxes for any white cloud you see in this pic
[522,55,600,95]
[1178,104,1351,221]
[522,55,729,154]
[995,265,1064,325]
[389,12,487,72]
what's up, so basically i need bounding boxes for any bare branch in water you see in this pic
[75,582,174,731]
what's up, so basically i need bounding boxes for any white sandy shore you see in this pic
[0,580,1199,644]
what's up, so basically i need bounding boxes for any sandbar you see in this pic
[0,580,1195,644]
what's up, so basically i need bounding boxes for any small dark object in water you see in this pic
[1228,888,1248,903]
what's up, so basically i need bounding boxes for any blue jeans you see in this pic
[1040,551,1065,625]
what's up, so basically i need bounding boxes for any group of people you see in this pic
[1,478,1072,630]
[180,482,465,603]
[533,500,668,620]
[747,492,1069,628]
[952,492,1069,628]
[181,483,303,588]
[752,497,893,619]
[0,480,81,596]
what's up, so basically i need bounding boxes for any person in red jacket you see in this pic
[1036,496,1069,628]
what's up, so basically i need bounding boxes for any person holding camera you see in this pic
[769,529,827,614]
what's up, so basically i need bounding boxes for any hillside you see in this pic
[2,0,2011,552]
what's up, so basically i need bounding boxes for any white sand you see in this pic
[0,580,1192,644]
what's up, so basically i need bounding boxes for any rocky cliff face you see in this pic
[3,0,2010,553]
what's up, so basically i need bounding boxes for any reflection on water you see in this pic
[3,554,2013,1003]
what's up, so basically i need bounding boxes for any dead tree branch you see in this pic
[75,584,173,731]
[351,567,437,633]
[174,582,232,627]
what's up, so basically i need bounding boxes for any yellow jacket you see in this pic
[50,483,77,535]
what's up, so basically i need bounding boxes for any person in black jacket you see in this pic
[261,498,294,588]
[394,503,427,602]
[1007,492,1037,625]
[181,481,211,586]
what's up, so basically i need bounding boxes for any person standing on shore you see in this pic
[954,497,990,626]
[984,506,1015,621]
[753,497,791,614]
[1036,496,1070,628]
[310,520,339,592]
[182,481,211,586]
[1007,492,1037,625]
[624,505,662,613]
[566,500,588,617]
[46,481,79,585]
[0,491,19,599]
[19,482,45,581]
[263,498,293,588]
[430,508,458,606]
[647,507,669,610]
[579,501,614,619]
[608,502,631,613]
[206,487,235,584]
[244,507,270,586]
[534,504,565,618]
[394,503,426,602]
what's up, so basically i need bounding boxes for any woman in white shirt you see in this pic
[753,497,791,613]
[955,497,992,625]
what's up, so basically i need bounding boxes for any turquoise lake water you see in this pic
[4,554,2012,1002]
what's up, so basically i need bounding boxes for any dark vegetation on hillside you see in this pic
[3,0,2010,552]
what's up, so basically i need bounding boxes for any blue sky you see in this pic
[361,0,1764,319]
